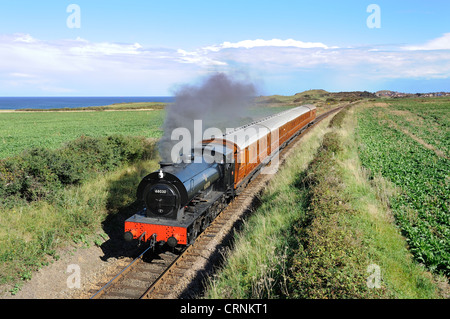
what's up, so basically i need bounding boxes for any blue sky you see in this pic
[0,0,449,96]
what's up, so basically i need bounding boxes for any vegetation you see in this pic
[0,103,295,159]
[0,134,159,289]
[15,102,167,112]
[255,89,376,108]
[0,135,156,206]
[288,124,377,298]
[382,98,449,157]
[356,101,449,277]
[205,103,447,299]
[1,95,448,298]
[0,109,165,158]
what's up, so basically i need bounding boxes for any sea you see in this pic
[0,96,174,110]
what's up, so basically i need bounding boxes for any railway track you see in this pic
[89,246,181,299]
[90,104,345,300]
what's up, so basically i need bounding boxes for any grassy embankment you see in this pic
[255,89,376,109]
[0,134,161,293]
[205,102,447,299]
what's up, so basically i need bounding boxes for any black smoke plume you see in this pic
[158,72,257,162]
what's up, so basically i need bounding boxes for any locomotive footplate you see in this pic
[125,191,225,246]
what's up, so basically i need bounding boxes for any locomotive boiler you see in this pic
[124,105,316,248]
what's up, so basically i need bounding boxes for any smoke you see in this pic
[158,72,257,162]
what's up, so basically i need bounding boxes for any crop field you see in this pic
[0,104,299,160]
[356,99,449,276]
[0,110,165,159]
[378,98,449,157]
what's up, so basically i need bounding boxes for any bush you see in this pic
[0,135,157,206]
[329,107,352,129]
[289,132,386,298]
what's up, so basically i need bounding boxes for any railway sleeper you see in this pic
[106,290,140,299]
[127,272,157,282]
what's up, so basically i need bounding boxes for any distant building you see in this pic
[375,90,450,98]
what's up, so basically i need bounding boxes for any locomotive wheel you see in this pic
[202,214,212,231]
[188,219,201,244]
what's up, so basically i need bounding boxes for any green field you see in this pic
[356,99,449,276]
[0,110,165,159]
[0,104,298,159]
[379,98,449,157]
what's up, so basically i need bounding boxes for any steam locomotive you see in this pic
[124,105,316,248]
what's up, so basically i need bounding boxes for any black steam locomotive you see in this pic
[124,105,316,248]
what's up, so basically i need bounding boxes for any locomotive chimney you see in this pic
[159,161,174,168]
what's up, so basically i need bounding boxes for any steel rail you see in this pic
[90,245,153,299]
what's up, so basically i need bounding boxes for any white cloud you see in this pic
[12,33,37,43]
[68,41,143,56]
[196,39,450,81]
[403,33,450,51]
[177,49,227,66]
[203,38,333,51]
[40,85,76,93]
[0,34,200,95]
[1,33,449,95]
[9,72,36,78]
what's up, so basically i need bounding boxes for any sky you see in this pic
[0,0,449,96]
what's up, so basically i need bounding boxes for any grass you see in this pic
[204,113,334,299]
[0,131,160,291]
[0,157,160,290]
[0,103,301,159]
[254,89,376,110]
[0,135,157,206]
[336,106,446,298]
[374,98,449,158]
[204,103,447,299]
[0,109,165,158]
